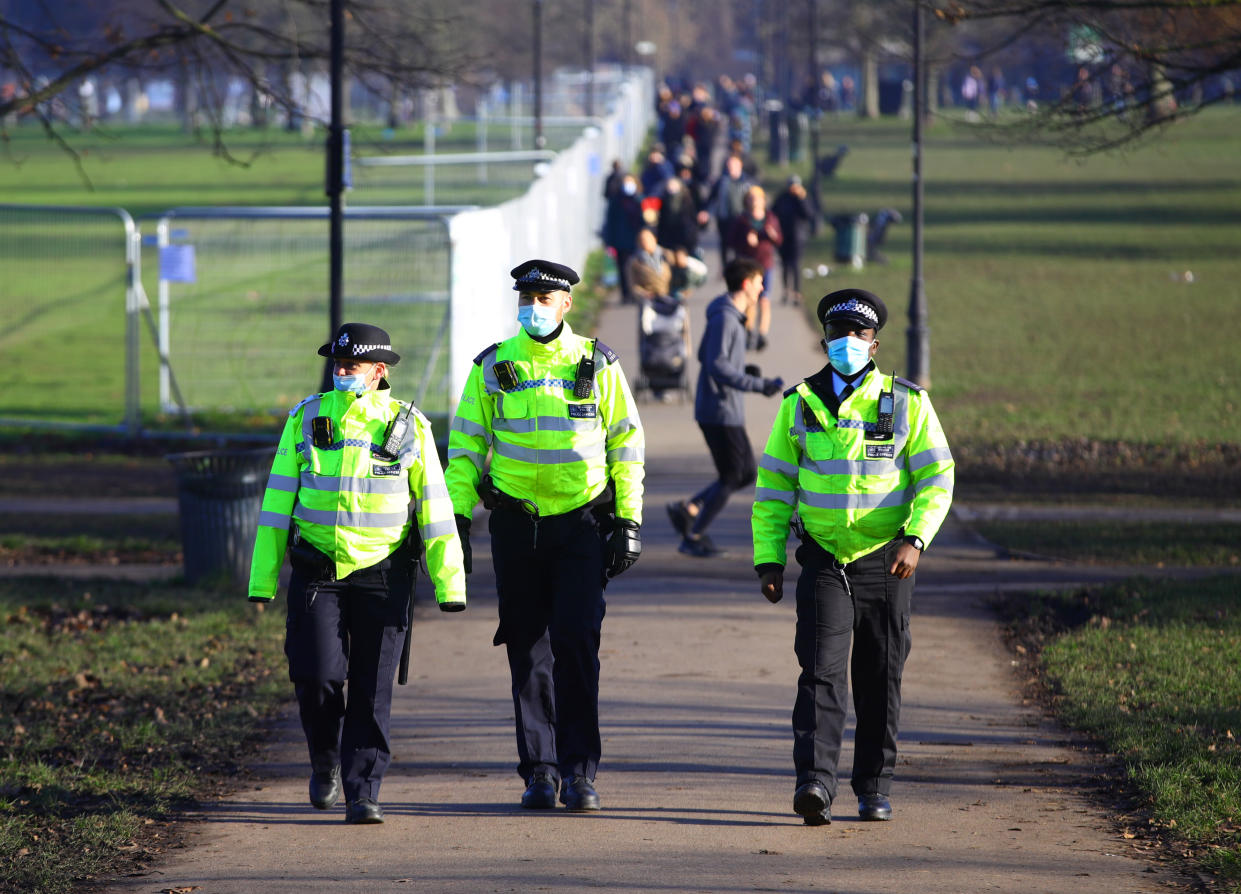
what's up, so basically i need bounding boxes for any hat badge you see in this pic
[338,333,350,347]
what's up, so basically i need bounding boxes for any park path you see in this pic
[92,253,1202,893]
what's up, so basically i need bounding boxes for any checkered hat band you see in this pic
[518,268,570,289]
[827,299,878,324]
[351,343,391,356]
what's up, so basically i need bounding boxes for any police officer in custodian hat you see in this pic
[446,260,644,811]
[751,289,954,826]
[249,322,467,824]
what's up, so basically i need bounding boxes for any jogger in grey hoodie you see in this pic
[668,258,784,557]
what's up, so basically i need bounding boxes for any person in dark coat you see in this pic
[771,175,817,305]
[656,175,702,258]
[602,173,645,304]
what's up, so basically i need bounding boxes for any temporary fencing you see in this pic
[0,67,654,436]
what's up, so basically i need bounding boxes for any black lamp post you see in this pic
[807,0,822,215]
[906,0,930,387]
[585,0,594,117]
[533,0,546,150]
[323,0,345,391]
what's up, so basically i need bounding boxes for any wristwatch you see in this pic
[904,534,925,552]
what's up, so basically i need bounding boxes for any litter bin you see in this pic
[830,213,870,270]
[167,446,276,586]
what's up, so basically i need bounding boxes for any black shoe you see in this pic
[560,776,600,811]
[344,798,384,824]
[858,792,892,821]
[793,781,831,826]
[678,535,725,558]
[309,766,341,810]
[665,501,692,537]
[520,773,559,809]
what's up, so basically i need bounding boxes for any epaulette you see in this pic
[894,376,925,393]
[289,393,321,417]
[593,340,619,365]
[782,383,800,398]
[473,342,501,366]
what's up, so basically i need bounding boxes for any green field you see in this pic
[6,111,1241,443]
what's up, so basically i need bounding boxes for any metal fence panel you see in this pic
[0,204,139,430]
[153,207,456,421]
[447,69,655,402]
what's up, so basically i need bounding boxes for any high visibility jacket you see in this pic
[446,322,645,522]
[752,368,954,567]
[247,385,466,608]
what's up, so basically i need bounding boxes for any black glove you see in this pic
[455,514,472,575]
[761,377,784,397]
[745,363,762,377]
[605,518,642,579]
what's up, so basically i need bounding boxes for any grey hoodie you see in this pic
[693,293,765,426]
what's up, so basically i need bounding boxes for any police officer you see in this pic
[446,259,644,811]
[248,323,467,825]
[751,290,954,826]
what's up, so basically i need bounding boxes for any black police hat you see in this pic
[817,288,887,333]
[510,259,580,292]
[318,322,401,364]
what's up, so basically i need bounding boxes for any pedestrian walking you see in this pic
[446,260,645,812]
[726,185,781,350]
[667,258,784,558]
[771,175,816,306]
[703,153,753,269]
[751,289,954,826]
[603,174,645,305]
[248,323,467,825]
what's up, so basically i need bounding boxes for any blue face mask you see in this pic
[825,335,873,376]
[518,303,560,338]
[333,372,371,395]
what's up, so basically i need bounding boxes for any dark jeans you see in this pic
[615,249,636,304]
[489,503,608,782]
[792,537,914,801]
[285,543,411,803]
[779,249,803,296]
[689,423,757,536]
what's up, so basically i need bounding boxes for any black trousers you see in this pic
[285,543,411,803]
[792,538,914,801]
[690,423,757,536]
[489,503,608,783]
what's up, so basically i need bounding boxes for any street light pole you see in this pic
[808,0,822,215]
[906,0,930,386]
[533,0,546,150]
[323,0,345,391]
[584,0,594,118]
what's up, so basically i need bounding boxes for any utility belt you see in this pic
[794,527,907,597]
[287,526,419,582]
[478,474,615,548]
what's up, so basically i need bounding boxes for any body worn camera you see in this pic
[311,416,335,449]
[494,360,520,392]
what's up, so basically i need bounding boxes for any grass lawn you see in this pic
[0,576,287,894]
[973,519,1241,566]
[1003,575,1241,889]
[756,107,1241,450]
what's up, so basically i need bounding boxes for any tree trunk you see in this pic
[860,46,879,119]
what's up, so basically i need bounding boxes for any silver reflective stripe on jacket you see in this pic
[292,506,411,528]
[298,472,408,495]
[492,439,607,465]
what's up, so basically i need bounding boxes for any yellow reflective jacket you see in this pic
[752,367,954,567]
[248,385,466,608]
[446,322,645,522]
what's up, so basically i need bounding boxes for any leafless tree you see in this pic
[928,0,1241,152]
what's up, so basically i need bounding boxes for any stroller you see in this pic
[634,294,691,402]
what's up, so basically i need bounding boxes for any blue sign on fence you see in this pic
[160,244,196,283]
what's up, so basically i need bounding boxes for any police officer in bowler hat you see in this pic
[446,260,645,811]
[249,322,467,824]
[751,289,954,825]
